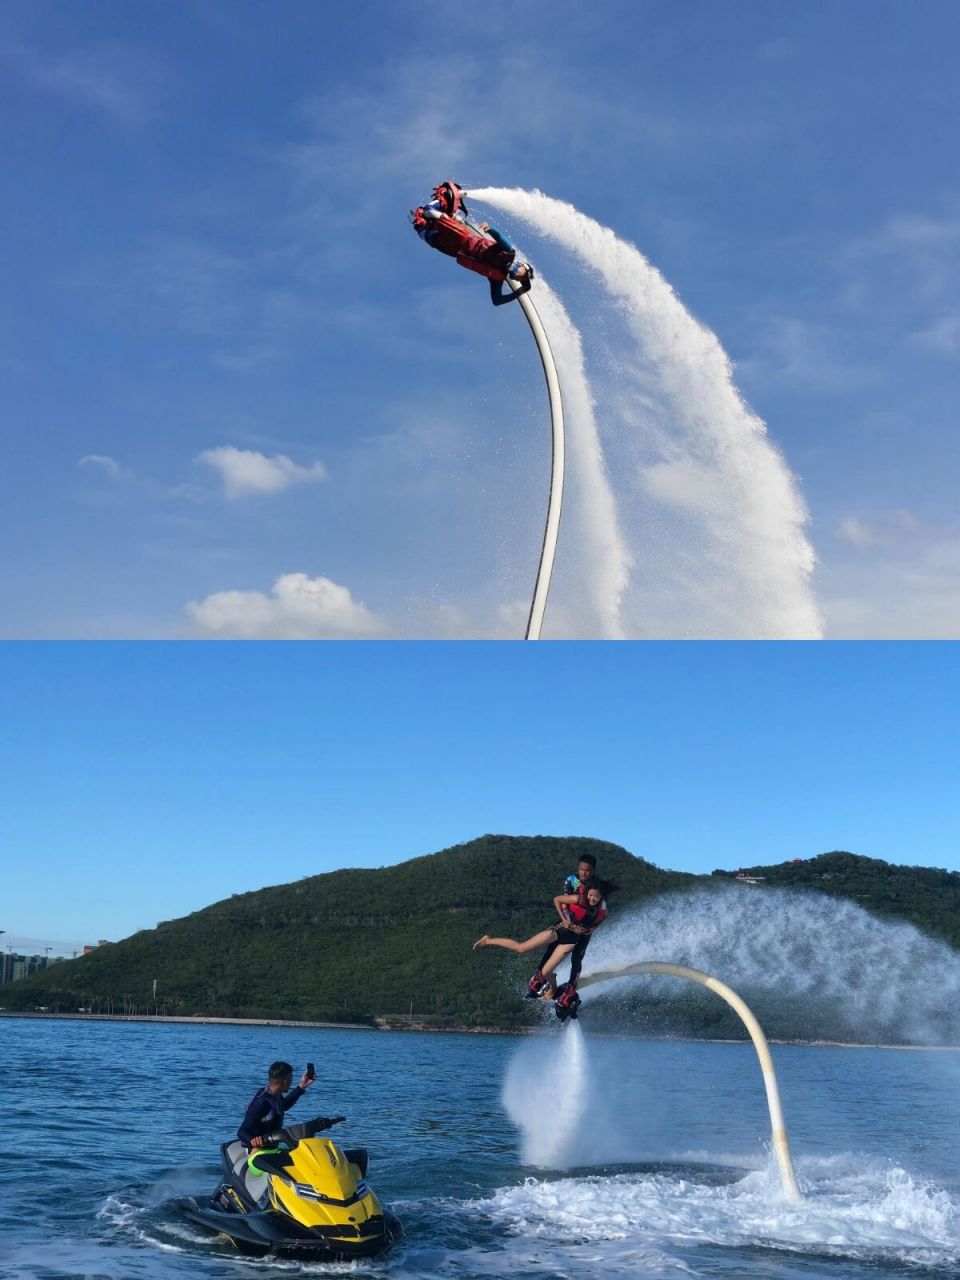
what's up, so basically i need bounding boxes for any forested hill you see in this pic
[7,840,960,1031]
[4,835,691,1025]
[712,850,960,949]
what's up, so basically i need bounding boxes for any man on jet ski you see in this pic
[411,181,533,306]
[239,1060,316,1150]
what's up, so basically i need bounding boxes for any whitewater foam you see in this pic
[472,1155,960,1270]
[470,186,822,639]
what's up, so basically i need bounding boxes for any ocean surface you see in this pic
[2,1015,960,1279]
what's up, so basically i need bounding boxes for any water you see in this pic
[3,1016,960,1279]
[469,187,822,640]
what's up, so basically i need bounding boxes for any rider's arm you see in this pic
[553,892,579,920]
[489,274,530,306]
[281,1085,305,1113]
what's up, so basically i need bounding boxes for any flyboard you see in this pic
[526,978,581,1021]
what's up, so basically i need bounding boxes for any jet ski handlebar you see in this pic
[262,1115,347,1146]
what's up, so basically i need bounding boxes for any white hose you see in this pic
[509,280,565,640]
[579,961,804,1203]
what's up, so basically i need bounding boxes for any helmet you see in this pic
[432,181,465,217]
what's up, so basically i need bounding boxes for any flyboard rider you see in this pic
[411,181,534,306]
[473,858,618,1017]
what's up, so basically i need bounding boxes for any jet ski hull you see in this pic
[181,1197,399,1259]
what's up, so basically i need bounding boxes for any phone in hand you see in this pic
[305,1061,316,1081]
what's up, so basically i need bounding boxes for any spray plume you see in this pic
[502,1019,591,1167]
[586,885,960,1045]
[530,280,631,637]
[471,187,822,638]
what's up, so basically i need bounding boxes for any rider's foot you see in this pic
[472,935,490,951]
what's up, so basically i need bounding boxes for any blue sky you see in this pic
[2,642,958,950]
[2,1,958,637]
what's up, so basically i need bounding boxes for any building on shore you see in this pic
[0,953,66,984]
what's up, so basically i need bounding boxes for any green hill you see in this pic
[711,850,960,948]
[4,835,690,1026]
[7,839,960,1034]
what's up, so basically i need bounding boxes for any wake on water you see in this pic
[469,187,822,639]
[471,1156,960,1274]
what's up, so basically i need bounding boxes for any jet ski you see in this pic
[180,1116,401,1260]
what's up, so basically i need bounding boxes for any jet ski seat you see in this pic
[222,1140,276,1204]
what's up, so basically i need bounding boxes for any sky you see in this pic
[2,1,959,638]
[2,642,959,951]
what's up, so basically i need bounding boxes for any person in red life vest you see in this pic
[534,857,611,996]
[472,879,617,998]
[558,855,599,924]
[411,181,533,306]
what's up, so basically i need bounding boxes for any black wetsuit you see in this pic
[238,1084,305,1146]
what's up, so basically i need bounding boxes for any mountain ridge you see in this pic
[6,836,958,1033]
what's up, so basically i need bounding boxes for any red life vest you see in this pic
[566,898,606,929]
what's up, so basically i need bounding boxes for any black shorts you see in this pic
[550,925,586,947]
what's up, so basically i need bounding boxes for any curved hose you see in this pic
[579,961,804,1202]
[509,279,565,640]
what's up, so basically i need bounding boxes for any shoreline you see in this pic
[2,1010,959,1050]
[0,1010,519,1035]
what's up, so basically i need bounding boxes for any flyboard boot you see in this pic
[526,969,549,998]
[554,983,582,1022]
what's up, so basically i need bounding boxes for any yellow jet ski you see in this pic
[182,1116,401,1259]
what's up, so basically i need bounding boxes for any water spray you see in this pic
[579,961,804,1203]
[472,185,822,638]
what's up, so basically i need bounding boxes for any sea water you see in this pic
[2,1016,959,1279]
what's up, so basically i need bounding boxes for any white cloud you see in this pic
[186,572,385,639]
[1,37,165,125]
[195,445,327,498]
[912,310,960,357]
[79,454,130,480]
[855,212,960,255]
[839,208,960,314]
[835,508,920,551]
[821,514,960,637]
[836,516,874,549]
[738,315,877,393]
